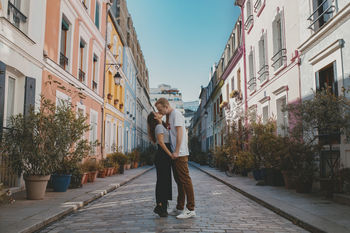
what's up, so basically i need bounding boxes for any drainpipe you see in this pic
[101,2,111,158]
[236,1,248,125]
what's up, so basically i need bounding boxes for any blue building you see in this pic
[123,47,137,153]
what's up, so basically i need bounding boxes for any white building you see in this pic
[298,0,350,170]
[0,0,47,188]
[150,84,184,114]
[236,0,301,136]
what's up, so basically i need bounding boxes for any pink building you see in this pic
[42,0,108,158]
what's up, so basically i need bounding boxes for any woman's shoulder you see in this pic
[155,124,166,132]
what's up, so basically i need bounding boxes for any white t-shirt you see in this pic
[155,124,170,144]
[168,109,189,156]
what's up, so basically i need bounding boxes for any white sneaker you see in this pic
[168,207,183,216]
[176,208,196,219]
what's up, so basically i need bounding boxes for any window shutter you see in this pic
[95,1,100,29]
[272,19,278,55]
[332,61,338,96]
[62,19,69,31]
[0,61,6,133]
[315,71,320,91]
[24,77,36,116]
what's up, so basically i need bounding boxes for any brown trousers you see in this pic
[172,156,195,211]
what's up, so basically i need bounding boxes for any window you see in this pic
[248,51,256,91]
[276,96,288,136]
[258,33,268,83]
[226,84,229,102]
[95,0,100,29]
[262,105,268,124]
[231,77,235,91]
[7,0,28,33]
[5,77,15,126]
[249,106,257,123]
[90,110,98,154]
[106,120,111,153]
[316,62,338,95]
[308,0,336,31]
[245,0,253,30]
[237,69,241,92]
[60,17,70,71]
[78,39,87,83]
[113,36,118,56]
[107,23,112,45]
[56,90,71,108]
[82,0,89,10]
[272,12,286,70]
[92,54,98,92]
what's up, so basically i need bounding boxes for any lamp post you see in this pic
[114,72,122,85]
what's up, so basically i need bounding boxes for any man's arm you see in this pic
[173,126,183,158]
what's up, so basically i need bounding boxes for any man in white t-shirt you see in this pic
[155,98,195,219]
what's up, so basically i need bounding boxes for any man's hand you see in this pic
[172,152,179,159]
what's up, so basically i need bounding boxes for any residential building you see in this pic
[0,0,47,189]
[150,84,185,114]
[298,0,350,171]
[104,10,126,154]
[41,0,107,157]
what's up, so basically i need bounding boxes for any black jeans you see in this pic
[155,143,172,205]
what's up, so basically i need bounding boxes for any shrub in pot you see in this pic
[111,152,127,174]
[235,151,254,176]
[81,159,99,182]
[1,98,59,199]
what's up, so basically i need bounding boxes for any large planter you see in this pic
[295,179,312,193]
[81,172,88,184]
[51,174,72,192]
[253,169,264,181]
[24,175,51,200]
[98,169,107,178]
[133,162,138,169]
[119,165,125,174]
[88,171,98,182]
[281,170,295,189]
[108,167,114,176]
[264,168,284,186]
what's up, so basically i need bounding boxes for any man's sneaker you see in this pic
[168,207,183,216]
[176,208,196,219]
[153,205,168,217]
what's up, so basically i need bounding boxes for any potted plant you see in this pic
[50,102,92,192]
[81,159,99,182]
[111,152,128,174]
[1,97,58,199]
[98,160,106,178]
[130,149,140,168]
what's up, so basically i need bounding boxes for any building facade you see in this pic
[0,0,47,188]
[150,84,185,114]
[104,10,126,154]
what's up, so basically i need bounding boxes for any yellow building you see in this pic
[103,11,126,154]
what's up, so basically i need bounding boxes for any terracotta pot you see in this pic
[24,175,51,200]
[81,172,89,184]
[282,170,295,189]
[98,169,106,178]
[133,162,138,168]
[88,171,98,182]
[126,163,131,170]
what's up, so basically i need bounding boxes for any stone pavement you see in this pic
[0,166,153,233]
[39,167,306,233]
[189,162,350,233]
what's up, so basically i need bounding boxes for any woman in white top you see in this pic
[147,111,173,217]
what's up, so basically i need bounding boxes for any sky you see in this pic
[126,0,240,102]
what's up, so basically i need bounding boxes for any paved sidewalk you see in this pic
[190,162,350,233]
[0,166,153,233]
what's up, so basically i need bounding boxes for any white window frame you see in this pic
[89,109,98,154]
[276,95,288,136]
[271,9,286,73]
[56,90,71,107]
[94,0,101,30]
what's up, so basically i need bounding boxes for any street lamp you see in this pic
[114,72,122,85]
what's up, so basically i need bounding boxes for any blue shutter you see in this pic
[95,1,100,29]
[24,77,36,116]
[0,61,6,133]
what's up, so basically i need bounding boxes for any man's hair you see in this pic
[155,98,169,107]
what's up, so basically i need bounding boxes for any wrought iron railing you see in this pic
[82,0,88,9]
[244,15,253,30]
[248,77,257,91]
[79,69,85,82]
[258,65,269,82]
[59,52,69,70]
[254,0,262,12]
[271,48,286,70]
[7,0,27,29]
[307,0,337,31]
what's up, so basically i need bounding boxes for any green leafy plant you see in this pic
[0,183,15,204]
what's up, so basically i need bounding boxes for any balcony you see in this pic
[271,49,286,70]
[308,0,337,32]
[244,14,253,30]
[258,65,269,83]
[248,77,257,92]
[81,0,88,9]
[78,69,85,83]
[59,52,69,70]
[254,0,262,12]
[7,0,27,30]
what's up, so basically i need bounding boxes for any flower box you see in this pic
[107,93,113,100]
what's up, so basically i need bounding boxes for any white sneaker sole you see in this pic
[176,213,196,219]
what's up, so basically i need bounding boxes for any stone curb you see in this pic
[20,166,154,233]
[189,162,325,233]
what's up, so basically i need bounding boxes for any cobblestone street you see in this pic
[39,167,307,233]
